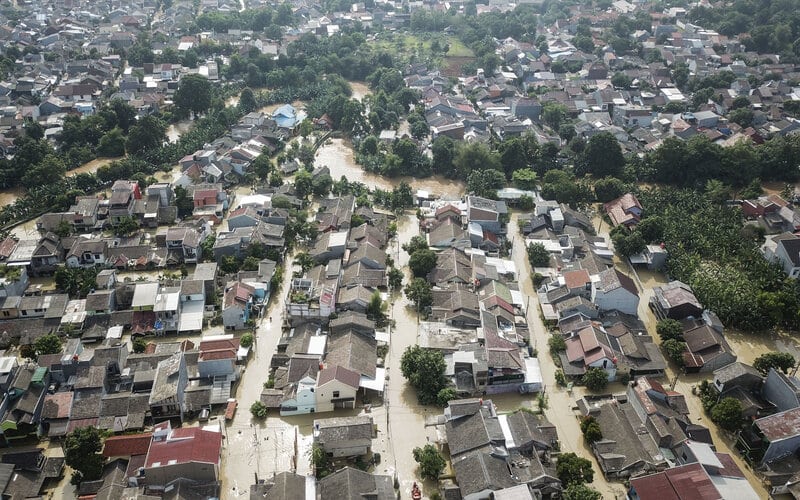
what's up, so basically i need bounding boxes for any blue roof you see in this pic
[272,104,296,119]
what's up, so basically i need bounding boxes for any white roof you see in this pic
[497,414,516,449]
[328,230,348,248]
[132,282,159,308]
[708,475,759,500]
[686,440,723,468]
[0,357,16,374]
[153,289,180,312]
[524,357,543,385]
[307,335,327,356]
[359,367,386,392]
[107,325,123,339]
[179,300,204,332]
[236,194,271,210]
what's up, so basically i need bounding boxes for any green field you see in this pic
[370,33,474,59]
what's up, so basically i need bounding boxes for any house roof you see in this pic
[314,415,374,445]
[145,426,222,468]
[317,365,361,390]
[596,268,638,297]
[102,433,153,458]
[629,463,718,500]
[41,391,74,420]
[755,406,800,442]
[563,269,591,289]
[325,331,377,379]
[317,467,395,500]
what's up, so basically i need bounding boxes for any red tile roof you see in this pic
[563,269,591,290]
[103,433,153,458]
[145,427,222,468]
[630,463,717,500]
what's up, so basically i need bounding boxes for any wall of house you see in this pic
[321,438,370,458]
[280,387,316,416]
[763,369,800,412]
[222,306,245,329]
[698,352,736,374]
[592,288,639,316]
[764,434,800,464]
[316,380,357,413]
[775,244,800,278]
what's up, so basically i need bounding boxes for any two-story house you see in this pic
[164,227,200,264]
[315,366,360,413]
[222,282,254,330]
[591,268,640,316]
[65,239,108,268]
[108,180,140,225]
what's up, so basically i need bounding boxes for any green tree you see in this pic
[404,278,433,316]
[753,352,796,375]
[711,397,743,431]
[388,267,404,291]
[542,102,567,130]
[174,74,212,118]
[580,416,603,443]
[432,136,457,177]
[548,335,567,355]
[402,235,429,256]
[437,387,458,407]
[250,400,268,419]
[409,249,437,278]
[611,229,646,257]
[412,444,446,480]
[453,142,501,179]
[115,216,139,236]
[656,319,684,342]
[581,367,608,392]
[611,72,632,89]
[97,127,126,157]
[240,333,254,348]
[126,115,166,156]
[557,452,594,486]
[527,242,551,267]
[662,338,686,366]
[563,483,602,500]
[593,177,626,203]
[64,427,103,483]
[467,168,505,199]
[312,173,333,197]
[132,338,148,354]
[512,168,537,190]
[576,132,624,178]
[294,169,313,199]
[239,87,258,114]
[400,345,446,404]
[21,154,66,189]
[34,333,62,358]
[366,291,387,325]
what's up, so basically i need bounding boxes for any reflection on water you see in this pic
[316,138,466,197]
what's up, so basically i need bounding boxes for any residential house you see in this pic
[466,196,508,235]
[0,364,48,445]
[741,407,800,465]
[559,326,618,381]
[763,368,800,413]
[143,420,222,488]
[650,281,704,320]
[148,352,188,421]
[30,234,64,276]
[681,313,737,373]
[313,415,375,458]
[591,268,639,315]
[65,239,108,268]
[768,233,800,278]
[164,227,200,264]
[315,366,360,413]
[279,375,317,416]
[108,180,140,226]
[603,193,643,228]
[222,282,255,330]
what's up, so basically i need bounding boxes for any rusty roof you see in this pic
[756,407,800,442]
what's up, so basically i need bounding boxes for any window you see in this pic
[333,391,340,398]
[1,311,7,317]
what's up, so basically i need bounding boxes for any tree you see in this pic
[240,333,254,348]
[402,235,429,256]
[563,483,602,500]
[250,400,268,419]
[97,127,126,157]
[388,267,404,291]
[527,242,551,267]
[64,427,103,483]
[437,387,458,407]
[577,132,624,178]
[366,291,387,325]
[453,142,500,179]
[400,345,446,404]
[611,72,632,89]
[34,333,62,358]
[174,185,194,219]
[432,136,456,177]
[580,416,603,443]
[548,335,567,355]
[412,444,446,480]
[174,74,212,118]
[542,102,567,130]
[239,87,257,114]
[512,168,537,190]
[557,452,594,486]
[467,168,505,198]
[409,249,437,278]
[126,115,166,156]
[21,154,66,189]
[115,216,139,236]
[132,338,148,354]
[593,177,626,203]
[312,173,333,197]
[582,367,608,392]
[611,229,646,257]
[753,352,796,375]
[656,319,684,342]
[711,397,743,431]
[662,338,686,366]
[404,278,433,316]
[294,169,313,199]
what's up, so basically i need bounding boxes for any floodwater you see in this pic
[66,157,117,177]
[350,81,371,102]
[315,138,466,197]
[166,120,193,143]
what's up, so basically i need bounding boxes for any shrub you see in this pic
[581,367,608,392]
[250,401,268,419]
[240,333,254,348]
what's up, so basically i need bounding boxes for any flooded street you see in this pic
[316,138,465,197]
[350,81,371,101]
[66,157,117,177]
[510,213,628,499]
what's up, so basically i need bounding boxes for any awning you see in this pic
[359,367,386,392]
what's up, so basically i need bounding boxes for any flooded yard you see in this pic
[315,138,465,197]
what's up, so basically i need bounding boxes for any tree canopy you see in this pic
[557,452,595,486]
[753,352,796,375]
[400,345,447,404]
